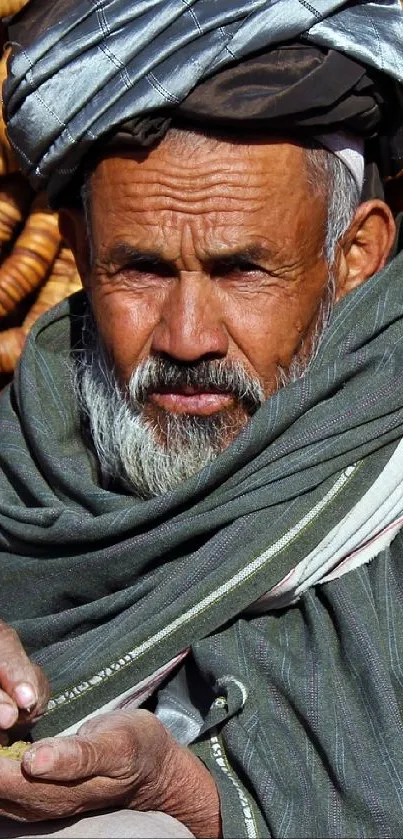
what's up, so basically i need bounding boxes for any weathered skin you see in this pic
[0,132,395,833]
[0,620,50,730]
[65,134,394,443]
[87,139,330,415]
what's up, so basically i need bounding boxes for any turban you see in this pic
[3,0,403,206]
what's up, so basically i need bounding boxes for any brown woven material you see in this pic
[0,175,80,378]
[0,48,19,175]
[0,194,61,317]
[22,248,81,334]
[0,0,28,17]
[0,26,80,381]
[0,175,33,249]
[0,325,24,373]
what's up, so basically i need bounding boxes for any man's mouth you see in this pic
[148,387,235,416]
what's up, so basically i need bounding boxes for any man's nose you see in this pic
[151,272,229,362]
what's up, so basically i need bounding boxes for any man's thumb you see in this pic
[22,734,106,780]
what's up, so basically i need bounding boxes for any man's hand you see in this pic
[0,709,221,838]
[0,620,50,732]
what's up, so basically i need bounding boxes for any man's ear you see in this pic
[58,207,92,285]
[335,200,396,302]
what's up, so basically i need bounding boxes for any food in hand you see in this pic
[0,740,30,761]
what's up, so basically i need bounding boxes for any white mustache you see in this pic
[128,357,265,414]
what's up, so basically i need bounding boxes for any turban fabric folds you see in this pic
[2,0,403,205]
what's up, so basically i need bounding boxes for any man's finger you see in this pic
[0,691,18,729]
[23,710,174,787]
[0,622,50,718]
[22,731,129,781]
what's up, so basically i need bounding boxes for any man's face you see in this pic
[75,134,333,495]
[86,136,329,407]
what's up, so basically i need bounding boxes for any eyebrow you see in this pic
[102,242,272,271]
[103,243,173,271]
[212,244,272,269]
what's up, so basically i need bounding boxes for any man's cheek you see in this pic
[91,293,160,385]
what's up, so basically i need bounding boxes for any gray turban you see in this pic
[3,0,403,205]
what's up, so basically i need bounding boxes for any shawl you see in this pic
[3,0,403,205]
[2,243,403,741]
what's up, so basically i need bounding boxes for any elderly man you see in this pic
[0,0,403,837]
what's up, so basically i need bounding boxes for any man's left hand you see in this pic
[0,709,221,838]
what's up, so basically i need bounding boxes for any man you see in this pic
[0,0,403,836]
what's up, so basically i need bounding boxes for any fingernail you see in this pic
[14,682,36,710]
[24,744,55,776]
[0,703,17,729]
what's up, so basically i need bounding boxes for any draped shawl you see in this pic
[3,0,403,204]
[1,242,403,744]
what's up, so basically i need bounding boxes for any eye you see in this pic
[237,261,260,274]
[215,260,263,278]
[122,259,175,278]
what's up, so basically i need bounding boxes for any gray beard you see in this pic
[75,279,334,498]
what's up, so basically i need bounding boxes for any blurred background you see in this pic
[0,0,81,392]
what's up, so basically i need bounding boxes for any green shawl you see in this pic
[1,248,403,756]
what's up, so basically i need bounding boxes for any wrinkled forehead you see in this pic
[87,134,312,209]
[84,137,327,264]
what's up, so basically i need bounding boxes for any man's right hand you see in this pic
[0,620,50,731]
